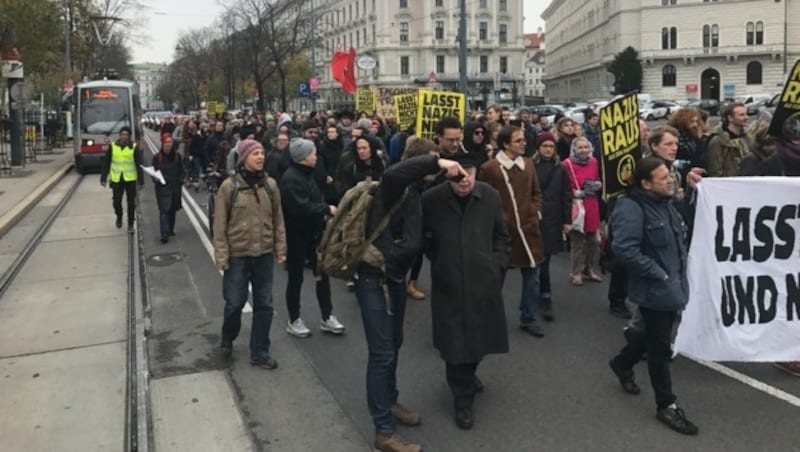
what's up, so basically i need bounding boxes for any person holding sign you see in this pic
[563,137,603,286]
[151,136,184,243]
[608,156,697,436]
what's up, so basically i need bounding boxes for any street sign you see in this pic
[2,60,23,78]
[309,76,320,93]
[723,83,736,99]
[357,55,377,70]
[298,82,310,98]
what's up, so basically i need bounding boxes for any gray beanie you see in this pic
[356,118,373,129]
[289,138,315,163]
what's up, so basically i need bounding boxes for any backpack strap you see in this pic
[227,175,277,221]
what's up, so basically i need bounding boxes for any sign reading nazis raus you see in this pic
[599,93,641,200]
[769,59,800,138]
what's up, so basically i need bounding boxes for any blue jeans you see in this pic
[539,256,552,301]
[221,254,275,362]
[519,267,541,326]
[192,154,206,180]
[355,274,407,434]
[159,210,176,239]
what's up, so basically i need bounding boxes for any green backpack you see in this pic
[317,180,407,280]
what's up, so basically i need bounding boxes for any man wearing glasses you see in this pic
[435,116,464,157]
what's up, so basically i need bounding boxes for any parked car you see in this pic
[531,105,566,124]
[687,99,721,116]
[639,101,681,120]
[760,93,781,116]
[563,107,587,124]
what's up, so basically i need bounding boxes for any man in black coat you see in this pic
[422,152,510,430]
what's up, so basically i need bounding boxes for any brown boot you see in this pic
[391,403,421,426]
[406,280,425,300]
[374,433,422,452]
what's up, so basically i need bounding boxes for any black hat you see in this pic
[447,150,478,169]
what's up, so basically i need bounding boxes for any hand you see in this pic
[218,261,229,271]
[676,187,685,200]
[563,224,572,234]
[438,158,468,179]
[276,255,286,264]
[326,176,333,184]
[686,167,705,189]
[329,205,338,216]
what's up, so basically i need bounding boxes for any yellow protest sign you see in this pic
[376,87,417,119]
[769,59,800,137]
[599,92,640,200]
[393,93,418,132]
[415,90,466,140]
[215,103,225,114]
[207,101,217,115]
[356,89,376,116]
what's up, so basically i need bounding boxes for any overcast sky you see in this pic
[131,0,546,64]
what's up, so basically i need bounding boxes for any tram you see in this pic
[73,79,141,174]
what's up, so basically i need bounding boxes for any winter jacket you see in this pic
[212,173,287,270]
[533,153,572,256]
[563,156,602,234]
[479,151,544,267]
[265,147,292,183]
[706,126,750,177]
[151,150,184,213]
[279,162,330,238]
[610,187,688,312]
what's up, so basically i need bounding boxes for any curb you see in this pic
[0,160,75,238]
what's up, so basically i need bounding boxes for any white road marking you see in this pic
[144,134,251,313]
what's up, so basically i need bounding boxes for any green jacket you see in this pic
[706,126,750,177]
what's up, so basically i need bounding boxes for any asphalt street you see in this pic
[140,130,799,451]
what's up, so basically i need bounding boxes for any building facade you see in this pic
[131,63,167,110]
[524,31,546,102]
[309,0,526,110]
[541,0,799,103]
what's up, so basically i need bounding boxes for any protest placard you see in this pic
[599,93,641,200]
[356,89,376,116]
[376,87,417,119]
[769,59,800,137]
[415,89,466,140]
[675,177,800,361]
[393,93,418,132]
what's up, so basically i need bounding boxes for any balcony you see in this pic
[639,44,783,63]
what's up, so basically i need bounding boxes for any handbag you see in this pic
[566,160,585,233]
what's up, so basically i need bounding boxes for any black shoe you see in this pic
[455,408,473,430]
[541,301,554,322]
[160,237,168,244]
[609,359,641,395]
[610,304,632,319]
[251,357,278,370]
[521,323,544,338]
[657,406,699,435]
[115,217,122,229]
[220,342,233,360]
[169,231,176,236]
[474,376,484,394]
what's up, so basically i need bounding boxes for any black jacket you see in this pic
[152,150,184,212]
[100,140,144,185]
[205,132,225,164]
[279,162,329,238]
[266,148,292,183]
[359,155,441,281]
[534,155,572,255]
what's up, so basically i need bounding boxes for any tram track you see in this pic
[0,170,151,452]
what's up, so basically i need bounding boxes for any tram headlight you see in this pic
[86,139,94,146]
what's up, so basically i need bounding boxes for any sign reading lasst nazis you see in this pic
[769,59,800,138]
[599,93,641,200]
[415,89,466,140]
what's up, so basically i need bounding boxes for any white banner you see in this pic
[675,177,800,361]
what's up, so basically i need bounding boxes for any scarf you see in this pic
[569,139,593,166]
[239,167,265,188]
[777,140,800,172]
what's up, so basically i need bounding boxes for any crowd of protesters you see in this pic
[137,100,800,452]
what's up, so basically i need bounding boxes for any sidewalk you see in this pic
[0,147,74,237]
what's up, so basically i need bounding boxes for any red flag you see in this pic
[331,47,358,93]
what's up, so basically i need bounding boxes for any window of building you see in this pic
[662,0,676,4]
[480,55,488,73]
[349,4,352,21]
[400,0,407,8]
[355,1,359,16]
[703,24,719,48]
[356,32,360,47]
[746,61,763,84]
[400,22,409,42]
[400,56,409,75]
[661,27,677,49]
[499,0,507,11]
[746,22,755,45]
[436,55,445,73]
[479,22,488,40]
[499,24,507,43]
[436,21,444,40]
[479,0,487,8]
[500,56,508,74]
[435,0,443,7]
[662,64,676,86]
[703,0,718,2]
[756,21,764,44]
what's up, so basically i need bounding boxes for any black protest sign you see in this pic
[599,93,641,200]
[769,59,800,137]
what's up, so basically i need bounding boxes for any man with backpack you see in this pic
[279,138,345,338]
[212,139,287,370]
[317,146,466,451]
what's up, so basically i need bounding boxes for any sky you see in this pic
[131,0,546,64]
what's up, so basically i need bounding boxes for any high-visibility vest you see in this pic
[109,142,137,183]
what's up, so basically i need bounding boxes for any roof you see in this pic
[524,32,545,49]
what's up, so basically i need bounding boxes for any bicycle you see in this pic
[205,165,222,239]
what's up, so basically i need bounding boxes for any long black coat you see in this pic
[152,151,184,213]
[422,181,510,364]
[533,155,572,256]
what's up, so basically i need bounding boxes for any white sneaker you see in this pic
[320,315,346,334]
[287,318,312,337]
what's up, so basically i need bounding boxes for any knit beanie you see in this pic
[537,132,556,147]
[356,118,373,130]
[290,138,315,163]
[237,139,262,163]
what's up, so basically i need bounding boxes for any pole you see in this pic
[458,0,468,94]
[310,11,317,112]
[783,0,788,74]
[64,0,72,74]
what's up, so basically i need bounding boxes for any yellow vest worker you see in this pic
[100,126,143,232]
